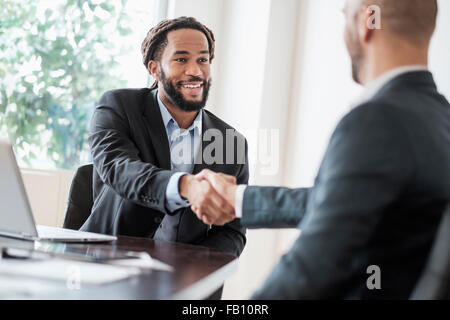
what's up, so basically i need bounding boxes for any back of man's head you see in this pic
[345,0,438,84]
[364,0,438,46]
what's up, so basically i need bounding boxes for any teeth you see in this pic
[183,84,202,88]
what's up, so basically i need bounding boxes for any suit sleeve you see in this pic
[251,104,414,299]
[89,90,173,214]
[194,138,250,257]
[241,186,312,228]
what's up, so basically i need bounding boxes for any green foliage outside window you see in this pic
[0,0,132,169]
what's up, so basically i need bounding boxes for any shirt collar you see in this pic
[156,91,203,135]
[351,65,429,109]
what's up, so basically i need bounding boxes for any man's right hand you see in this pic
[179,174,235,226]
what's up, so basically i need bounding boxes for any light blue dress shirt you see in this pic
[157,93,202,212]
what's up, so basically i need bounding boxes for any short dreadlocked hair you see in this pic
[141,16,215,89]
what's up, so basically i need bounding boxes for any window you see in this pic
[0,0,162,170]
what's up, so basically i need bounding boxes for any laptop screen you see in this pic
[0,140,38,239]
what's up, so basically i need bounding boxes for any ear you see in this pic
[148,60,160,81]
[358,5,377,44]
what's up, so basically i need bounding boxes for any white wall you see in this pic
[21,168,74,227]
[284,0,361,188]
[430,0,450,97]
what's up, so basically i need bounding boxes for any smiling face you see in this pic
[150,28,212,112]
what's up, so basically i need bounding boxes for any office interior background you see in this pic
[0,0,449,299]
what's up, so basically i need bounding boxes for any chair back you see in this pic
[410,204,450,299]
[62,164,94,230]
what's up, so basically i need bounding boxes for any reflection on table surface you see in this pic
[0,235,237,299]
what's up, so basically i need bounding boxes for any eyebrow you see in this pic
[173,50,210,55]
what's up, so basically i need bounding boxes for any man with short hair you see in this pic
[195,0,450,299]
[81,17,248,263]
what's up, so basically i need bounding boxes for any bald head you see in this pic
[363,0,438,46]
[344,0,438,84]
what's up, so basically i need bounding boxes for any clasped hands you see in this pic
[179,169,238,226]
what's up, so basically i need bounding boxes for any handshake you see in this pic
[179,169,239,226]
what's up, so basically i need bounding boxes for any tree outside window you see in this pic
[0,0,156,169]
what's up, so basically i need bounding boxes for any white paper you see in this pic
[0,275,59,299]
[0,258,141,285]
[107,254,174,272]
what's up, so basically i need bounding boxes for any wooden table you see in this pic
[0,235,238,299]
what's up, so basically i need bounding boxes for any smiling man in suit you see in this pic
[193,0,450,299]
[81,17,248,267]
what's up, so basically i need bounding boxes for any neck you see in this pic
[158,90,199,129]
[360,40,429,85]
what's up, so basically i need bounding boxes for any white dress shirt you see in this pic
[234,65,429,218]
[157,93,203,212]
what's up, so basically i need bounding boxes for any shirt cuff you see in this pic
[234,185,247,218]
[165,172,190,213]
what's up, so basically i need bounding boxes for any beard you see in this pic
[351,58,362,84]
[345,29,364,84]
[160,68,211,112]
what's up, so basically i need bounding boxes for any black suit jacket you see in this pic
[80,88,249,257]
[241,71,450,299]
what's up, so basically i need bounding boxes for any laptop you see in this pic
[0,139,116,242]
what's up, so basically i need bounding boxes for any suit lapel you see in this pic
[142,90,171,170]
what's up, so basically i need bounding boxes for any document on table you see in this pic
[0,258,141,285]
[2,246,174,273]
[106,252,174,272]
[0,275,63,299]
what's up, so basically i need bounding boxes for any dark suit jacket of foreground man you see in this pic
[81,88,248,257]
[242,71,450,299]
